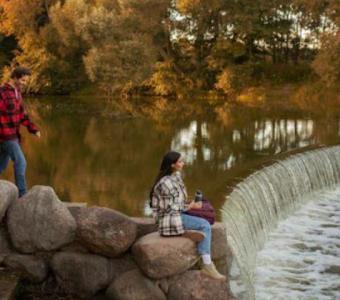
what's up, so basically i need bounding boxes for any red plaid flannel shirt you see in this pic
[0,83,38,142]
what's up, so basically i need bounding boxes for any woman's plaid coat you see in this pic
[151,172,188,236]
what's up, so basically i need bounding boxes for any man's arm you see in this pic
[19,103,39,135]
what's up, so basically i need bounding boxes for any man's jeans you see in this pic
[0,140,27,197]
[181,213,212,255]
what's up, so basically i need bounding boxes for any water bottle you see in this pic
[195,190,203,202]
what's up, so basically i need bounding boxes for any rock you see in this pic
[168,270,231,300]
[0,254,5,265]
[132,232,198,279]
[51,252,113,298]
[64,202,87,220]
[3,254,48,283]
[61,205,88,253]
[155,278,169,294]
[211,222,229,260]
[214,256,229,277]
[0,227,13,254]
[60,241,89,254]
[77,207,137,257]
[131,217,158,239]
[0,181,18,222]
[51,252,136,298]
[108,254,138,283]
[0,269,20,300]
[7,186,76,253]
[106,269,166,300]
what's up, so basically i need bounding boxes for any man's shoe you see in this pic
[201,262,226,280]
[181,230,205,242]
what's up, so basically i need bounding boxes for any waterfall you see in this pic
[221,146,340,299]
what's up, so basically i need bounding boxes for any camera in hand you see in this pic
[194,190,203,202]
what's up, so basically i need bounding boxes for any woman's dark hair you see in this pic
[149,151,181,205]
[10,67,31,79]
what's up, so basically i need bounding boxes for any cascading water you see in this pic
[221,146,340,299]
[254,188,340,299]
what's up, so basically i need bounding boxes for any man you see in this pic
[0,66,40,197]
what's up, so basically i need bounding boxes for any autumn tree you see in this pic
[312,32,340,86]
[0,0,169,94]
[0,0,57,91]
[0,0,338,96]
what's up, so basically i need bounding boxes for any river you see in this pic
[2,95,340,219]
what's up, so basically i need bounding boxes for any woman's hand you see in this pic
[188,201,203,210]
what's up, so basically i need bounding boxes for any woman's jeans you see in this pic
[181,213,211,255]
[0,140,27,197]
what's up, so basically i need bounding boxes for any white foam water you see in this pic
[254,187,340,300]
[222,146,340,299]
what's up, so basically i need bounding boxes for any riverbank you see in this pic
[65,81,340,116]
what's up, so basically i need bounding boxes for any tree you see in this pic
[312,32,340,86]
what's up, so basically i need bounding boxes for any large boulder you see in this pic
[3,254,48,283]
[0,181,18,222]
[64,202,87,220]
[0,227,13,254]
[168,270,231,300]
[131,217,158,239]
[214,256,229,277]
[77,207,137,257]
[132,232,198,279]
[0,269,19,300]
[60,241,90,254]
[211,222,229,260]
[7,186,76,253]
[108,254,138,283]
[51,252,113,298]
[0,255,4,265]
[211,223,233,273]
[51,252,137,298]
[106,269,166,300]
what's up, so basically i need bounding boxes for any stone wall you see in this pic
[0,180,233,300]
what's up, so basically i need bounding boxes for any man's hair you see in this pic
[10,67,31,79]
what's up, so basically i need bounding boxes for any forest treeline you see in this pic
[0,0,339,97]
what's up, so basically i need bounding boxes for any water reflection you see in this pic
[253,119,314,152]
[1,97,340,218]
[171,121,211,164]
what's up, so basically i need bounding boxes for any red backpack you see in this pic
[184,198,216,225]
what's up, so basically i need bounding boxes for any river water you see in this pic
[255,187,340,300]
[2,96,340,218]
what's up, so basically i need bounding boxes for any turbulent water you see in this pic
[221,146,340,299]
[255,187,340,300]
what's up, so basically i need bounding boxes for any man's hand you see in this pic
[35,131,41,138]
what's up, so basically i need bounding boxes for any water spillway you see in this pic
[255,188,340,299]
[221,146,340,299]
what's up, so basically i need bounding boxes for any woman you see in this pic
[150,151,225,280]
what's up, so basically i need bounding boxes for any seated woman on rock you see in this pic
[150,150,225,280]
